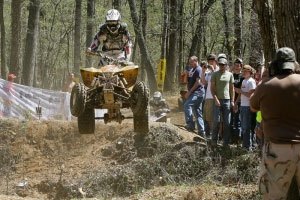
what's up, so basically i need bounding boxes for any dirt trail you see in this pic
[0,95,258,199]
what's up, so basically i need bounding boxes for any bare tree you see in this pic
[164,0,179,91]
[10,0,22,81]
[128,0,157,91]
[221,0,232,61]
[178,0,185,78]
[189,0,215,57]
[112,0,121,11]
[273,0,300,59]
[139,0,148,80]
[248,9,262,68]
[22,0,40,86]
[253,0,277,63]
[74,0,82,75]
[85,0,94,68]
[0,0,7,79]
[234,0,242,58]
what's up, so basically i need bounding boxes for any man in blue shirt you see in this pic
[184,56,206,137]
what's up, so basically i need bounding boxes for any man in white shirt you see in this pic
[236,65,256,150]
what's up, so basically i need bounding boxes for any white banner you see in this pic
[0,78,71,120]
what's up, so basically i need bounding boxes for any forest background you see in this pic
[0,0,299,92]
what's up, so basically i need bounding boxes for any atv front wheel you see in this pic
[70,83,86,117]
[78,107,95,134]
[131,81,149,134]
[130,81,149,116]
[133,108,149,135]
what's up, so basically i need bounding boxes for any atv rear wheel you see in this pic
[131,81,149,134]
[78,107,95,134]
[70,83,86,117]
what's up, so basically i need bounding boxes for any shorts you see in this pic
[259,141,300,199]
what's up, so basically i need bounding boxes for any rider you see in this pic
[87,9,132,63]
[149,91,170,117]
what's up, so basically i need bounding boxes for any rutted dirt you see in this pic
[0,95,259,199]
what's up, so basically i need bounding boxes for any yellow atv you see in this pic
[70,52,149,134]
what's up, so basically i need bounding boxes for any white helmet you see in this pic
[153,91,162,103]
[106,9,121,22]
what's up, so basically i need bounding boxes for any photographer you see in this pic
[250,47,300,199]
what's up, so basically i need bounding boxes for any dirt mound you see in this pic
[0,95,260,199]
[0,119,206,199]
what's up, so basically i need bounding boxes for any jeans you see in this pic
[212,99,231,146]
[230,102,241,142]
[240,106,252,149]
[184,91,205,135]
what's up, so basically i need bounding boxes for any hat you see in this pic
[234,58,243,64]
[274,47,296,70]
[8,73,16,81]
[218,58,228,65]
[207,54,217,61]
[242,65,254,73]
[217,53,227,60]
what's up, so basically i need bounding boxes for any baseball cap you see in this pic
[218,58,228,65]
[207,54,217,61]
[217,53,227,60]
[234,58,243,64]
[274,47,296,70]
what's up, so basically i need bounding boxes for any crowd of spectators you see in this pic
[183,53,263,151]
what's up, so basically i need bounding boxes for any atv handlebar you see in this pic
[85,50,133,66]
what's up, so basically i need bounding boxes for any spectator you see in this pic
[236,65,256,150]
[202,54,218,138]
[230,58,244,145]
[3,73,16,117]
[63,73,76,93]
[210,57,235,147]
[250,47,300,199]
[184,56,206,137]
[178,64,193,110]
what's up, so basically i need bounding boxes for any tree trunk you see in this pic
[10,0,22,81]
[113,0,121,11]
[74,0,82,75]
[85,0,94,68]
[22,0,40,86]
[140,0,148,81]
[253,0,277,63]
[164,0,178,91]
[158,0,168,91]
[189,0,215,57]
[128,0,157,91]
[248,9,263,68]
[0,0,7,79]
[221,0,232,62]
[273,0,300,60]
[178,0,184,76]
[234,0,242,58]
